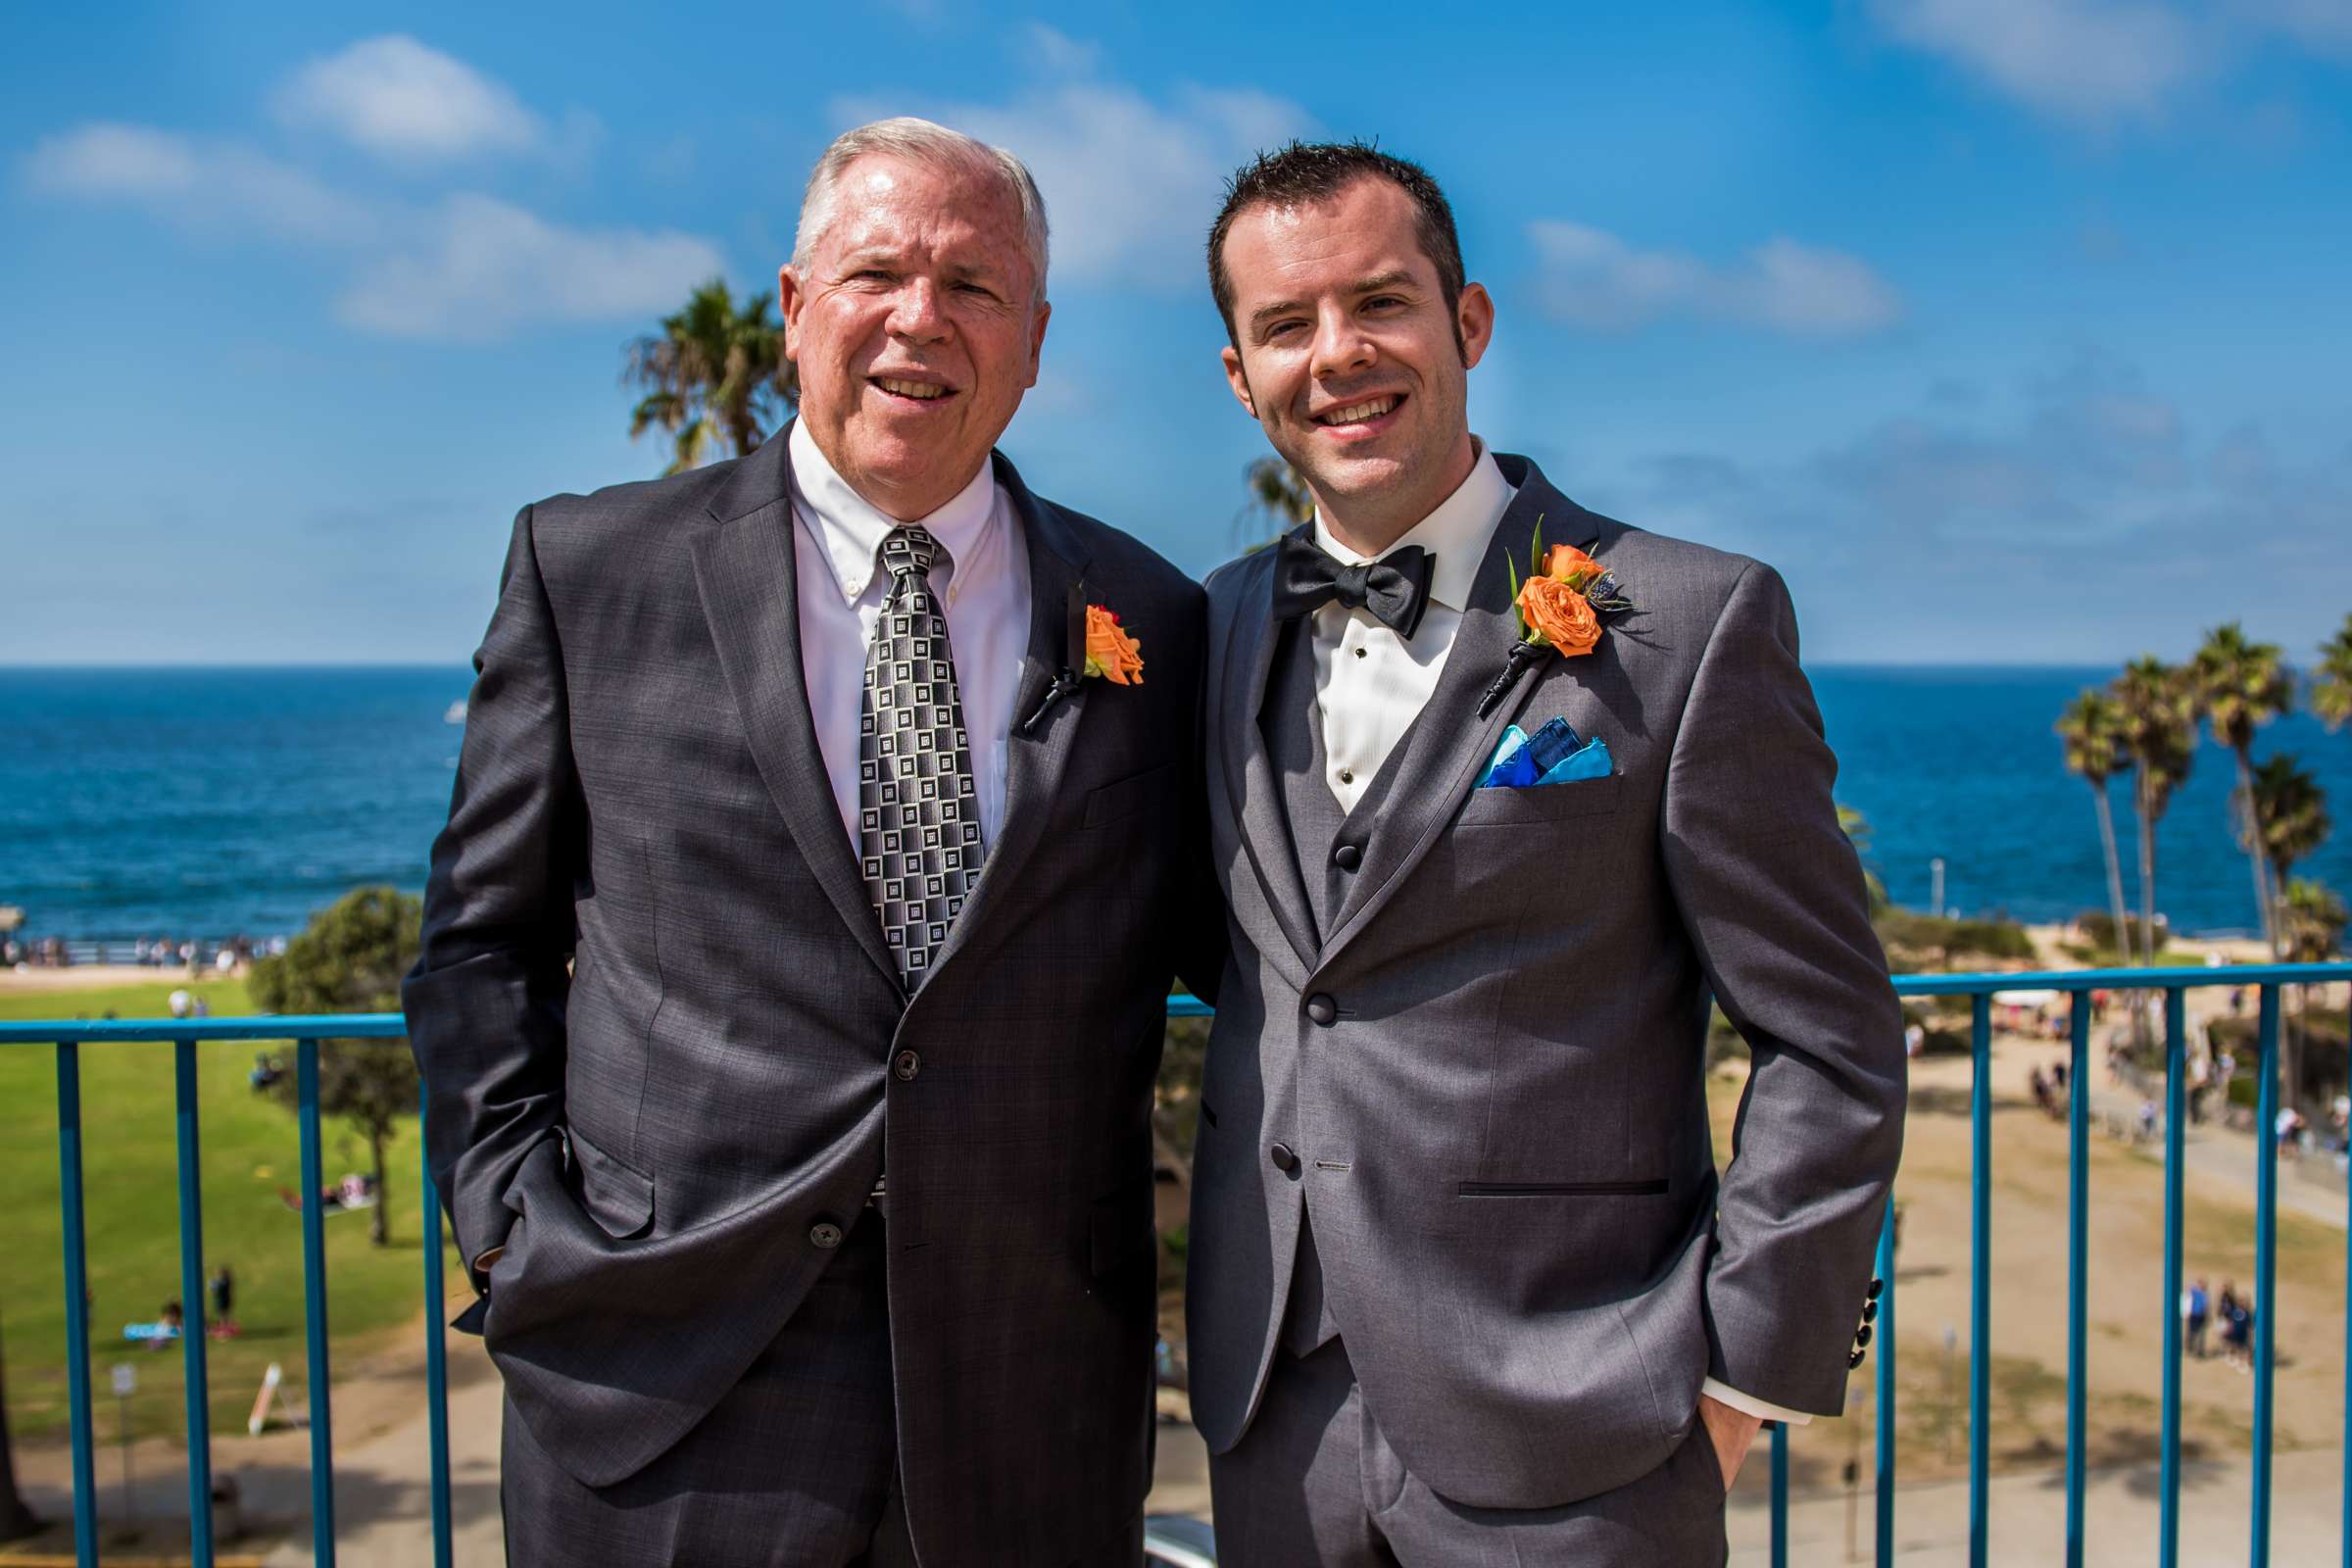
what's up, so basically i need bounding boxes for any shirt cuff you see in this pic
[1700,1377,1814,1426]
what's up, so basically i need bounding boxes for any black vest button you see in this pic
[808,1221,844,1250]
[893,1050,920,1081]
[1305,995,1337,1026]
[1333,843,1362,871]
[1269,1143,1299,1174]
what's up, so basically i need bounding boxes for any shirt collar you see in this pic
[789,418,1001,604]
[1308,439,1516,613]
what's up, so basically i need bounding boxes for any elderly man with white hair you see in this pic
[406,117,1217,1567]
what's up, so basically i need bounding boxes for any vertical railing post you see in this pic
[2065,992,2090,1568]
[1969,991,1991,1568]
[55,1042,98,1568]
[420,1078,454,1568]
[173,1039,215,1568]
[297,1040,335,1564]
[1876,1200,1896,1568]
[2160,987,2186,1568]
[2251,986,2280,1565]
[1768,1418,1788,1568]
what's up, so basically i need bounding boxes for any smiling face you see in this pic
[780,153,1050,520]
[1219,174,1493,556]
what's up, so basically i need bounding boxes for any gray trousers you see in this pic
[1209,1338,1729,1568]
[499,1213,1145,1568]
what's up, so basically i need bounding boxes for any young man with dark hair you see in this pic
[1185,139,1905,1565]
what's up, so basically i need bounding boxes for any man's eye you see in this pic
[1364,296,1404,312]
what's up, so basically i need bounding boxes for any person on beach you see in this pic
[1183,140,1906,1567]
[2185,1277,2211,1359]
[407,117,1218,1567]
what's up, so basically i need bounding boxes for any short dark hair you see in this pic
[1206,140,1466,346]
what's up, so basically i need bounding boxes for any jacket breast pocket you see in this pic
[564,1124,656,1240]
[1453,772,1624,827]
[1083,761,1175,830]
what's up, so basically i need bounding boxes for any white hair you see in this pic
[791,117,1051,303]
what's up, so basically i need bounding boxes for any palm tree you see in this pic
[1236,457,1314,552]
[2057,689,2137,963]
[2112,658,2197,968]
[2279,878,2348,1107]
[2251,758,2332,1103]
[1838,803,1889,914]
[2252,757,2331,917]
[2192,623,2295,953]
[2314,613,2352,732]
[2281,878,2348,963]
[623,279,797,474]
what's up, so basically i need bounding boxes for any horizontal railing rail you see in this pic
[5,962,2349,1567]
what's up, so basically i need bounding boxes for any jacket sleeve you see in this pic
[1660,560,1906,1415]
[402,506,579,1299]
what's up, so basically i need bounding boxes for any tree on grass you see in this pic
[248,888,423,1248]
[624,279,796,474]
[2057,688,2137,964]
[2191,622,2294,954]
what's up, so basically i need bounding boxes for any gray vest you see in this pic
[1259,618,1423,1355]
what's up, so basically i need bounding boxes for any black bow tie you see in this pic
[1272,531,1436,639]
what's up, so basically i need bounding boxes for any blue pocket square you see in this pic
[1481,716,1613,788]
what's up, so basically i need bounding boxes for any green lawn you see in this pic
[0,980,462,1447]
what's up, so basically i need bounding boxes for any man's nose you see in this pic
[1308,306,1374,381]
[887,277,949,342]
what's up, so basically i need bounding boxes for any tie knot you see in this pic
[880,527,943,585]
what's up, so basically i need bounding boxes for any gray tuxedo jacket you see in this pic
[1186,454,1905,1509]
[404,426,1211,1565]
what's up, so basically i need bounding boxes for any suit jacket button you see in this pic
[893,1050,920,1081]
[808,1221,844,1250]
[1269,1143,1299,1174]
[1332,843,1362,871]
[1305,994,1337,1026]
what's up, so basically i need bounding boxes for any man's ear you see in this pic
[1456,281,1495,371]
[778,264,806,363]
[1023,299,1052,389]
[1221,345,1257,420]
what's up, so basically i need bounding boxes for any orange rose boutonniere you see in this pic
[1476,517,1636,718]
[1083,604,1145,686]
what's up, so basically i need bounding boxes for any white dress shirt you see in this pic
[1299,436,1810,1429]
[789,418,1030,854]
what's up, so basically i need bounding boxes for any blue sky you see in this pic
[4,0,2348,665]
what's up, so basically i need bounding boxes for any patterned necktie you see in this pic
[858,526,986,993]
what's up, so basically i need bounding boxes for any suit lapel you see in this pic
[1218,546,1318,983]
[1320,461,1584,956]
[690,423,900,988]
[920,451,1093,984]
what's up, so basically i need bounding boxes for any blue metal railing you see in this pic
[3,963,2348,1565]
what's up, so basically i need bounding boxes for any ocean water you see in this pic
[2,664,2348,942]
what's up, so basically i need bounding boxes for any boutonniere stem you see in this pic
[1021,588,1145,733]
[1475,519,1635,719]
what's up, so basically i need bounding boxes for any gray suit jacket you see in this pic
[404,426,1212,1565]
[1186,454,1905,1509]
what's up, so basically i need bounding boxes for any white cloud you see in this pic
[2227,0,2352,55]
[22,120,721,342]
[23,122,199,196]
[1866,0,2201,122]
[274,35,544,163]
[338,194,723,340]
[1528,220,1903,337]
[1866,0,2352,125]
[1606,348,2352,660]
[834,71,1312,290]
[23,122,380,243]
[1023,23,1102,75]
